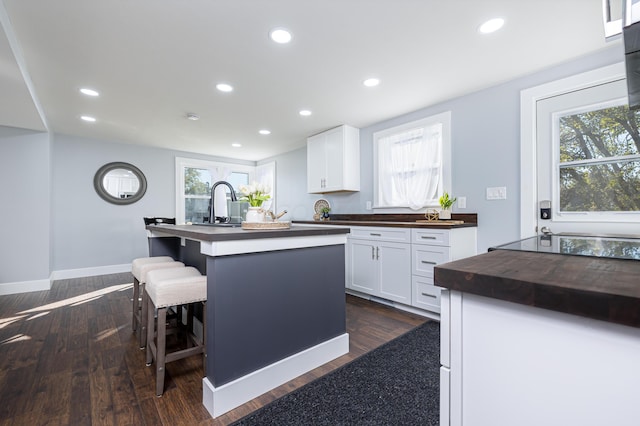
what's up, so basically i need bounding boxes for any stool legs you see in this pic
[132,277,140,332]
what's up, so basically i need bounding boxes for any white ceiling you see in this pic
[0,0,616,161]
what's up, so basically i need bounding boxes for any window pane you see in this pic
[559,105,640,163]
[559,160,640,211]
[227,172,249,191]
[185,167,212,195]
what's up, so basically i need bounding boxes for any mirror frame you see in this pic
[94,162,147,205]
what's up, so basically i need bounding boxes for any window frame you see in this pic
[175,157,257,224]
[372,111,452,212]
[551,97,640,222]
[520,62,640,238]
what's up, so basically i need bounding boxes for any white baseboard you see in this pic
[50,263,132,281]
[203,333,349,418]
[346,289,440,321]
[0,264,132,296]
[0,278,51,296]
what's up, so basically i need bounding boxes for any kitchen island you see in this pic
[434,236,640,426]
[145,223,350,418]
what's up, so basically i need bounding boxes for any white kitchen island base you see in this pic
[441,290,640,426]
[203,333,348,417]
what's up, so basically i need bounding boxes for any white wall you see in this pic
[270,44,624,252]
[0,43,625,291]
[0,127,50,291]
[50,133,253,275]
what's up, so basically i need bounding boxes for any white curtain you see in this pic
[379,124,441,210]
[255,161,276,211]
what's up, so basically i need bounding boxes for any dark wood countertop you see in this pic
[294,213,477,229]
[434,250,640,328]
[146,223,350,242]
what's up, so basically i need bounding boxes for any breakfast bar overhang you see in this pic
[145,223,350,418]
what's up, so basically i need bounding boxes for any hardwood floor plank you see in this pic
[0,275,428,425]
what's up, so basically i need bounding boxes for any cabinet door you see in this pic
[347,239,378,294]
[307,133,326,193]
[323,127,344,192]
[378,241,411,304]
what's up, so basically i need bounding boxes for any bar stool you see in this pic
[145,267,207,396]
[131,256,184,348]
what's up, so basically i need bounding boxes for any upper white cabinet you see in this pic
[307,125,360,193]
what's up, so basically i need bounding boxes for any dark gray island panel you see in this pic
[208,244,346,386]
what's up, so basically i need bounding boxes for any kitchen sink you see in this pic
[196,222,242,228]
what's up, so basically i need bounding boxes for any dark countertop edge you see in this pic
[434,250,640,328]
[146,224,350,242]
[293,220,477,229]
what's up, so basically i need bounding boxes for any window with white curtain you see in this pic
[175,157,275,224]
[373,112,451,211]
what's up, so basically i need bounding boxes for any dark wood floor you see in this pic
[0,273,427,425]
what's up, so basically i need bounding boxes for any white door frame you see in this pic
[519,62,626,238]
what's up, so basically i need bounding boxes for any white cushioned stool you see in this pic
[145,267,207,396]
[131,256,184,348]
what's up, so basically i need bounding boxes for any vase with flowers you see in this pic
[239,182,271,222]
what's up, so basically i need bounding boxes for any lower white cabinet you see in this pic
[347,225,476,316]
[347,227,411,304]
[411,227,477,315]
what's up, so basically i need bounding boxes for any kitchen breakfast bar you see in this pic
[145,223,350,418]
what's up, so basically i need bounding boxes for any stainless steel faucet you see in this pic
[209,181,238,223]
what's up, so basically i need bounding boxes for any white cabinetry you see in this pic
[346,225,476,318]
[307,125,360,193]
[441,290,640,426]
[411,228,477,315]
[347,227,411,304]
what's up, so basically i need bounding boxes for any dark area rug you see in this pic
[231,321,440,426]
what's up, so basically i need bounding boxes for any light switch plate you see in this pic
[486,186,507,200]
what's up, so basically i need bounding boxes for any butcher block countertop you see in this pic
[434,248,640,328]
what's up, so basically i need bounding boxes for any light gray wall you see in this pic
[0,127,50,283]
[268,44,624,252]
[0,43,625,286]
[51,133,253,271]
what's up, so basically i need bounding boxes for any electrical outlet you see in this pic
[457,196,466,209]
[366,201,372,210]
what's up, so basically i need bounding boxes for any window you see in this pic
[175,158,275,224]
[373,112,451,211]
[556,101,640,214]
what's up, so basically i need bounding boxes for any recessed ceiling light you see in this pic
[80,88,99,97]
[270,28,292,44]
[363,78,380,87]
[80,115,96,122]
[479,18,505,34]
[259,129,271,135]
[186,113,200,121]
[216,83,234,92]
[232,143,242,148]
[299,109,312,116]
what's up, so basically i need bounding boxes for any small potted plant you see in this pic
[438,192,456,220]
[321,206,331,220]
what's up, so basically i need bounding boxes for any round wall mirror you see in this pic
[94,162,147,205]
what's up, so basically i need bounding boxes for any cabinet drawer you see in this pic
[412,228,450,246]
[412,245,450,277]
[349,226,411,243]
[412,276,441,313]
